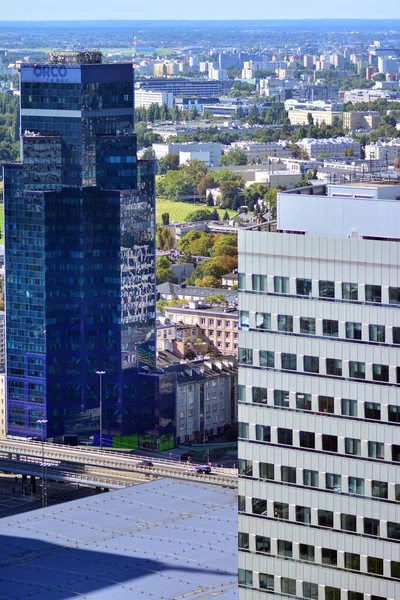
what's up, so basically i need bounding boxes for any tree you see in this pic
[211,208,220,221]
[197,173,217,197]
[157,226,175,251]
[220,148,248,166]
[157,169,194,200]
[161,212,170,225]
[198,275,221,288]
[158,153,179,174]
[156,256,178,285]
[247,105,260,125]
[184,208,216,222]
[213,169,244,186]
[219,181,243,210]
[141,147,156,160]
[344,148,354,157]
[211,234,237,256]
[205,293,226,304]
[206,193,214,207]
[179,230,215,256]
[156,268,178,285]
[156,256,172,270]
[180,159,208,185]
[223,210,230,220]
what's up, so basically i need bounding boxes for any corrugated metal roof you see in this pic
[0,479,238,600]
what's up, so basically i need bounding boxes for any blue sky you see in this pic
[1,0,399,21]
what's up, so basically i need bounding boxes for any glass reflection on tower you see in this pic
[3,53,157,439]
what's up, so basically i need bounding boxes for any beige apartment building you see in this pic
[164,303,238,356]
[288,107,343,126]
[343,110,381,130]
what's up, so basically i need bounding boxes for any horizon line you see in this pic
[2,17,400,23]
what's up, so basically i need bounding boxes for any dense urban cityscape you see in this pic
[0,16,399,600]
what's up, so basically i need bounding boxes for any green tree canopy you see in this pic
[197,173,217,197]
[179,230,215,256]
[158,153,179,174]
[220,148,248,166]
[184,208,216,222]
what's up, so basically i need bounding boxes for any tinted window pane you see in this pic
[319,280,335,298]
[296,392,311,410]
[259,350,274,368]
[342,282,358,300]
[304,355,319,373]
[300,317,315,334]
[389,287,400,305]
[365,284,381,303]
[346,321,362,340]
[278,314,293,332]
[323,319,338,337]
[296,278,312,296]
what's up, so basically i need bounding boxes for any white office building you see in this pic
[365,141,400,166]
[134,89,174,109]
[238,182,400,600]
[297,137,361,159]
[152,142,222,166]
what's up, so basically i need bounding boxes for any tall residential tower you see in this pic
[3,52,157,440]
[238,183,400,600]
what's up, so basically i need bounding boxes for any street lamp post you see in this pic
[37,418,48,508]
[96,371,106,450]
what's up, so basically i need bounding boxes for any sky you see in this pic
[1,0,399,21]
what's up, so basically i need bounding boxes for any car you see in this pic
[136,460,154,468]
[190,465,212,474]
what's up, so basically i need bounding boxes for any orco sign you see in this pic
[33,66,68,80]
[21,66,82,84]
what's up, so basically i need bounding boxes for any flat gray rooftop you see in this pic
[0,478,237,600]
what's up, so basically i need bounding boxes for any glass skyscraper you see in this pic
[3,52,159,441]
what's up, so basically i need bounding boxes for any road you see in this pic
[0,438,238,489]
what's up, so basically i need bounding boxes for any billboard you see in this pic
[20,66,82,84]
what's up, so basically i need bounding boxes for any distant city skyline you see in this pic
[1,3,400,21]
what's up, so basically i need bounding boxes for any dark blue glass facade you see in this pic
[4,60,156,439]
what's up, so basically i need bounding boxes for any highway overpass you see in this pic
[0,438,238,490]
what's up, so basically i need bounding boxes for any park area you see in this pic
[156,198,235,224]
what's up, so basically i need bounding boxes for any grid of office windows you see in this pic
[238,235,400,600]
[242,274,400,307]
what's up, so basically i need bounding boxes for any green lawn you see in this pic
[156,198,235,224]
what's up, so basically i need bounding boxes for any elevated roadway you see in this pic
[0,438,238,489]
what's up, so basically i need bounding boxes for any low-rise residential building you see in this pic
[287,105,343,126]
[170,262,194,284]
[168,356,237,443]
[254,170,303,188]
[343,110,381,131]
[230,141,292,162]
[242,60,288,78]
[157,282,238,304]
[134,89,174,109]
[297,137,361,159]
[152,142,222,166]
[341,88,400,103]
[365,140,400,165]
[221,272,239,289]
[179,150,214,166]
[164,302,239,356]
[156,313,177,352]
[173,323,212,359]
